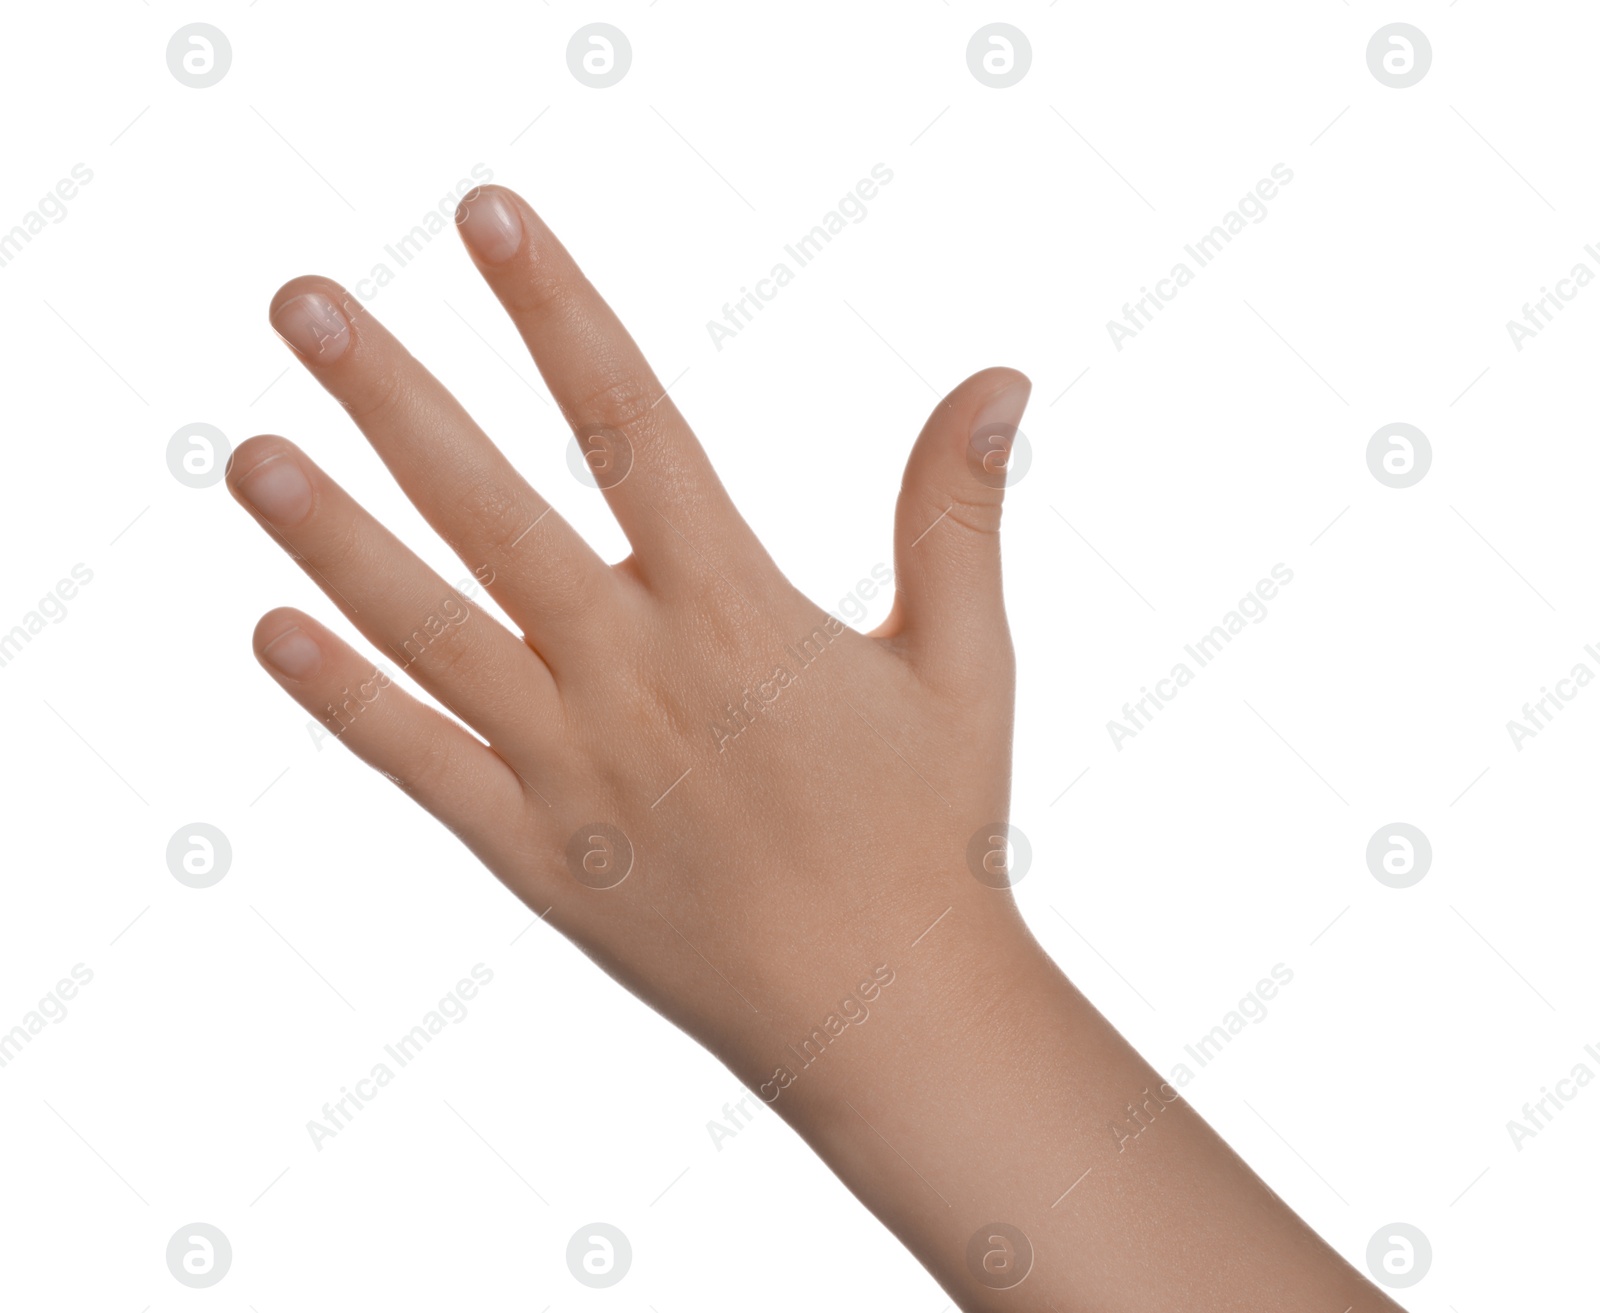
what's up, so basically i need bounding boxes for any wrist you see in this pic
[743,908,1070,1181]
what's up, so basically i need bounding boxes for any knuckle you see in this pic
[532,567,600,632]
[569,375,663,448]
[395,733,456,799]
[395,607,477,684]
[311,515,367,575]
[944,499,1005,537]
[343,366,410,430]
[423,629,477,682]
[515,258,580,322]
[454,472,524,540]
[916,488,1005,541]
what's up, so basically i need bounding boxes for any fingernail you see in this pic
[968,376,1032,460]
[236,453,313,526]
[262,626,323,680]
[967,377,1031,489]
[457,188,523,264]
[272,291,350,362]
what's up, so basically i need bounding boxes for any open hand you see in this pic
[229,183,1035,1098]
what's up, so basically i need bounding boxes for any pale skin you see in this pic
[229,184,1406,1311]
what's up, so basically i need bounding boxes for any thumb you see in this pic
[877,367,1031,682]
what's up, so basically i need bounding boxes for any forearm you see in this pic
[760,925,1403,1312]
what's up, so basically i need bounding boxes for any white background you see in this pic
[1,2,1595,1308]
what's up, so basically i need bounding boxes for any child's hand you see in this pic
[230,186,1399,1312]
[230,183,1033,1094]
